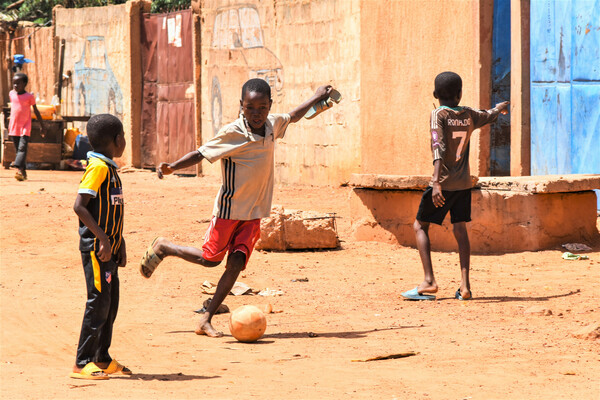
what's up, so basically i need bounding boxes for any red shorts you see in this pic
[201,217,261,268]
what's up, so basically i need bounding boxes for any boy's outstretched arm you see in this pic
[157,150,204,179]
[490,101,509,115]
[288,85,333,123]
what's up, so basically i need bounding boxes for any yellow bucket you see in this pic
[64,127,80,148]
[32,105,55,120]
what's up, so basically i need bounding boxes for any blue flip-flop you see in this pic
[455,288,473,301]
[401,287,436,301]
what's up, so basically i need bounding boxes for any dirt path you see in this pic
[1,169,598,399]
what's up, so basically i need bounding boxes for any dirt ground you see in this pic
[1,168,599,400]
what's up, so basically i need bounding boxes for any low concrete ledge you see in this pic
[350,173,600,193]
[349,174,435,190]
[350,174,600,253]
[476,175,600,194]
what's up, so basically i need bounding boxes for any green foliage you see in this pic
[12,0,55,25]
[1,0,191,26]
[1,0,128,25]
[151,0,190,13]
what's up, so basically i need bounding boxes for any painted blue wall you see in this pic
[530,0,600,208]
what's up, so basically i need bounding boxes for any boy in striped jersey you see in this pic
[401,72,508,302]
[140,79,333,337]
[71,114,131,379]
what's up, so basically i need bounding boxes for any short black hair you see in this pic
[13,72,28,85]
[434,71,462,102]
[241,78,271,100]
[86,114,123,150]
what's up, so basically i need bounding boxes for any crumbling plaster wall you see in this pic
[199,0,361,186]
[53,1,148,167]
[350,188,599,253]
[360,0,493,178]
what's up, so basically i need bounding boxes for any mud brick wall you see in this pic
[198,0,494,185]
[359,0,493,178]
[199,0,361,186]
[0,26,55,109]
[53,1,149,167]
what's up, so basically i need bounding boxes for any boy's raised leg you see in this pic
[152,237,220,267]
[453,222,471,299]
[413,219,438,294]
[195,251,246,337]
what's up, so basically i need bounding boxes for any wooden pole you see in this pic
[56,38,65,102]
[510,0,531,176]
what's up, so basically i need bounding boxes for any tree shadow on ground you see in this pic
[110,373,220,381]
[436,289,581,303]
[167,326,423,344]
[261,325,423,340]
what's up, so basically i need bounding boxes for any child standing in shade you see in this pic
[402,71,508,301]
[71,114,131,380]
[140,78,335,337]
[8,73,46,181]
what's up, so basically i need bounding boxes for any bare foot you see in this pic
[459,286,472,299]
[195,314,223,337]
[417,281,438,295]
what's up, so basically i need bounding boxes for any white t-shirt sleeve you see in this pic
[198,126,248,163]
[270,113,291,139]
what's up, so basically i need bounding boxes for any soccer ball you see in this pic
[229,305,267,342]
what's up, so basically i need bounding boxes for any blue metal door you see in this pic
[530,0,600,176]
[490,0,511,176]
[530,0,600,205]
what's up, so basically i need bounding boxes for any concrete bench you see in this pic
[349,174,600,253]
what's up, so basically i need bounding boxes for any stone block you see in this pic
[524,306,553,316]
[572,322,600,340]
[256,206,340,251]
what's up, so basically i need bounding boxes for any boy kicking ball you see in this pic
[140,79,337,337]
[402,71,508,301]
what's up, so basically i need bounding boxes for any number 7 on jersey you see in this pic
[452,130,467,161]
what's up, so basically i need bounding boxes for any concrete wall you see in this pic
[351,188,600,253]
[199,0,362,186]
[1,25,55,109]
[198,0,494,185]
[4,0,498,184]
[53,1,148,166]
[360,0,493,177]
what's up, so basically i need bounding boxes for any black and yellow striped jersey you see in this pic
[77,152,124,256]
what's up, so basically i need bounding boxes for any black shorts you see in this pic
[416,187,472,225]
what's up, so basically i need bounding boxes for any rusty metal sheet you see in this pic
[141,9,195,174]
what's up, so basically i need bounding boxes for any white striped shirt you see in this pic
[199,113,291,220]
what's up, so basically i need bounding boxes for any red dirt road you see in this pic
[1,169,598,399]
